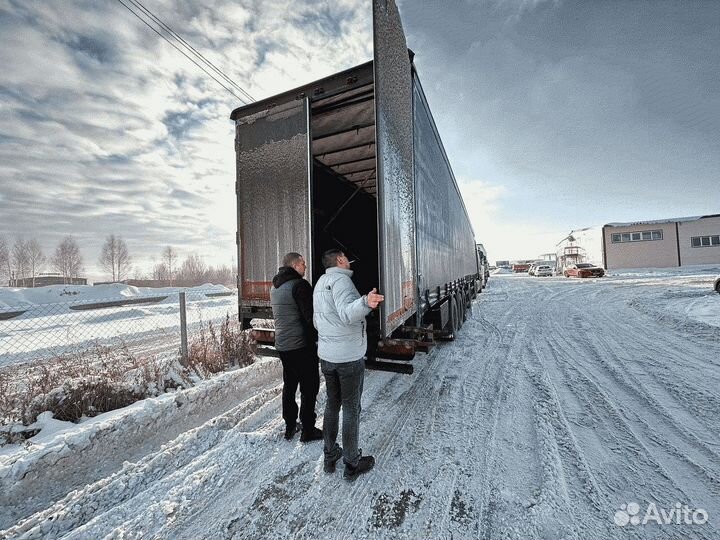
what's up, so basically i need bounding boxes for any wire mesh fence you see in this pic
[0,289,239,368]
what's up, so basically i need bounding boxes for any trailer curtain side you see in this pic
[412,74,479,314]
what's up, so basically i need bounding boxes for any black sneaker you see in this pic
[343,455,375,481]
[284,423,301,441]
[300,426,323,443]
[323,445,343,473]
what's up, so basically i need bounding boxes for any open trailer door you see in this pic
[373,0,417,336]
[235,98,312,311]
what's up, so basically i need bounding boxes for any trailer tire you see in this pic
[455,292,464,330]
[460,291,468,323]
[448,297,459,337]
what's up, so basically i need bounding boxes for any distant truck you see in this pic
[230,0,484,373]
[476,244,490,287]
[512,263,531,273]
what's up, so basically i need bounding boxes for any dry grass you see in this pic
[0,315,257,446]
[186,315,256,377]
[0,342,189,443]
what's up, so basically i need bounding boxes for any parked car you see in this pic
[714,275,720,293]
[564,263,605,278]
[534,265,553,277]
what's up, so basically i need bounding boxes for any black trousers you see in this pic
[279,346,320,430]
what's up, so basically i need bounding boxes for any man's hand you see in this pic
[367,288,384,309]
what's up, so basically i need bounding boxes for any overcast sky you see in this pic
[1,0,718,279]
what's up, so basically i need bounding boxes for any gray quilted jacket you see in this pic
[312,267,372,363]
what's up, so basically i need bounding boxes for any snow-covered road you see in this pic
[2,273,719,539]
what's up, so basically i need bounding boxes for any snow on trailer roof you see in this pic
[604,214,720,228]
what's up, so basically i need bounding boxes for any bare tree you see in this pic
[12,238,30,287]
[0,236,9,285]
[52,236,84,284]
[99,235,132,282]
[152,262,169,281]
[177,254,207,285]
[206,264,234,286]
[132,266,147,280]
[26,239,45,288]
[162,246,177,285]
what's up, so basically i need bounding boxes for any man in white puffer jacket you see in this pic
[313,249,384,481]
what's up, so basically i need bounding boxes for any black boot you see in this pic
[323,445,343,473]
[343,454,375,481]
[300,426,323,443]
[284,423,301,441]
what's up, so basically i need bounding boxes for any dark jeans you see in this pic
[321,358,365,467]
[279,346,320,430]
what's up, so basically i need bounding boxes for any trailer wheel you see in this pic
[448,296,459,338]
[454,292,465,330]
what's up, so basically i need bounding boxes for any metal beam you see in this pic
[312,92,375,116]
[312,122,375,141]
[314,140,375,158]
[331,166,376,175]
[321,155,376,168]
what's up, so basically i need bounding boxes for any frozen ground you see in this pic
[1,271,719,539]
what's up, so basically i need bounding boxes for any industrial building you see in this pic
[602,214,720,269]
[8,272,87,287]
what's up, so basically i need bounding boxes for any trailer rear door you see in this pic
[235,98,312,306]
[373,0,416,336]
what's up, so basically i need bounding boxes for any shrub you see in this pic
[0,342,191,440]
[24,378,146,424]
[186,315,256,377]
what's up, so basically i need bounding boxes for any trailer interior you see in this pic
[310,75,379,297]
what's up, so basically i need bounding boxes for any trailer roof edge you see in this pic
[230,61,374,121]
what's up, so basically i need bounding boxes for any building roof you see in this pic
[604,214,720,228]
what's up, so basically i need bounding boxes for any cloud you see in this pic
[402,0,720,261]
[0,0,372,281]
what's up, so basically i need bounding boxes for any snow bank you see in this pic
[0,357,281,528]
[0,283,232,310]
[606,263,720,278]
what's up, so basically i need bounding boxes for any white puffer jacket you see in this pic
[312,267,371,363]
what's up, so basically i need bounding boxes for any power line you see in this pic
[126,0,255,103]
[114,0,254,104]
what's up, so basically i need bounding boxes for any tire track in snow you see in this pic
[538,329,718,540]
[543,286,720,536]
[1,383,284,539]
[578,313,720,491]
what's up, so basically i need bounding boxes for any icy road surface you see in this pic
[2,273,719,539]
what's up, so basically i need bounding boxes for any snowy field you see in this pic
[0,284,237,366]
[1,269,719,539]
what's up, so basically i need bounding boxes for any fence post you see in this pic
[179,292,188,366]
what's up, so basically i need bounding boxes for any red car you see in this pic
[512,263,531,273]
[563,263,605,278]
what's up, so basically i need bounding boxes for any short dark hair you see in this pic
[322,249,344,269]
[282,252,303,267]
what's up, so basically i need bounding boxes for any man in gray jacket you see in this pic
[313,248,384,481]
[270,252,323,442]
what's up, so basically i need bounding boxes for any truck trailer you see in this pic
[231,0,483,373]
